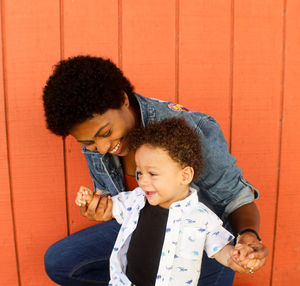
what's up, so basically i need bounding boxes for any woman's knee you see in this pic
[44,241,67,284]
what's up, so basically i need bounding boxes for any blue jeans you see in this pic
[44,220,234,286]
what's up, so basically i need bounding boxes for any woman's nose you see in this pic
[85,145,98,152]
[94,138,111,155]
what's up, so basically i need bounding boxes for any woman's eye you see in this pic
[101,129,111,138]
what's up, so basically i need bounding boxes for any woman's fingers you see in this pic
[247,243,269,260]
[94,195,113,221]
[227,255,252,273]
[101,196,113,221]
[77,189,113,222]
[231,242,268,273]
[79,203,88,217]
[86,192,103,219]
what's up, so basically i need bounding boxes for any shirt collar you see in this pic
[169,187,198,212]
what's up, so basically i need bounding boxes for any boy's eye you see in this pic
[149,172,156,176]
[136,171,142,181]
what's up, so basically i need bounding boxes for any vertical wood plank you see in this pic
[272,0,300,284]
[122,0,176,102]
[63,0,119,234]
[3,0,65,284]
[63,0,119,61]
[1,1,298,285]
[231,1,284,285]
[179,0,232,141]
[0,6,19,284]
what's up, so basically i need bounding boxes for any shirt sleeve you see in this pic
[204,210,234,257]
[205,224,234,258]
[112,188,144,224]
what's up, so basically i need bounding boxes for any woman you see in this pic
[43,56,268,286]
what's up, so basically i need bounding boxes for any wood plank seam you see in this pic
[270,0,288,284]
[118,0,123,68]
[0,0,20,283]
[229,0,234,154]
[60,0,71,237]
[175,0,179,103]
[60,0,65,60]
[63,139,71,236]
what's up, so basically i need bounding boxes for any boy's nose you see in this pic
[138,175,149,188]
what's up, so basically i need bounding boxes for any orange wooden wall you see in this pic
[0,1,299,285]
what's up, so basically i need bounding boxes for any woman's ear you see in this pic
[123,92,130,108]
[181,166,194,185]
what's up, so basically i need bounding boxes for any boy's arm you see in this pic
[213,245,246,272]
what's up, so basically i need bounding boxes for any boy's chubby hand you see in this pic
[231,231,268,274]
[232,244,265,274]
[225,244,253,273]
[230,243,265,274]
[75,186,93,207]
[75,186,113,222]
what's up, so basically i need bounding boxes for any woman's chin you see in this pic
[116,148,129,157]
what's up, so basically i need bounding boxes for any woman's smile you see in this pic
[110,140,121,154]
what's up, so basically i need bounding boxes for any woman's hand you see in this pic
[79,189,113,222]
[231,232,268,274]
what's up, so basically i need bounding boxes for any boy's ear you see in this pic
[181,166,194,185]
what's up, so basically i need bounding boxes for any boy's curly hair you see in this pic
[43,55,135,137]
[128,117,203,181]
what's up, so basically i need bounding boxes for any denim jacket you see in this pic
[82,94,258,219]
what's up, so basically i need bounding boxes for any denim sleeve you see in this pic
[83,150,107,193]
[222,186,255,220]
[194,116,259,218]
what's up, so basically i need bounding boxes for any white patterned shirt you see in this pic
[109,187,234,286]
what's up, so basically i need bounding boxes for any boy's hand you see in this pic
[77,189,113,222]
[231,243,266,274]
[232,244,254,268]
[213,244,253,273]
[75,186,93,207]
[231,231,268,274]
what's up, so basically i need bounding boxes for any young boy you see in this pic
[76,118,258,286]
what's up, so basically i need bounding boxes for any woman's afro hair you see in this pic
[128,117,203,180]
[43,55,134,137]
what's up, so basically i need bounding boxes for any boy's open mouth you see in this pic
[145,191,156,197]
